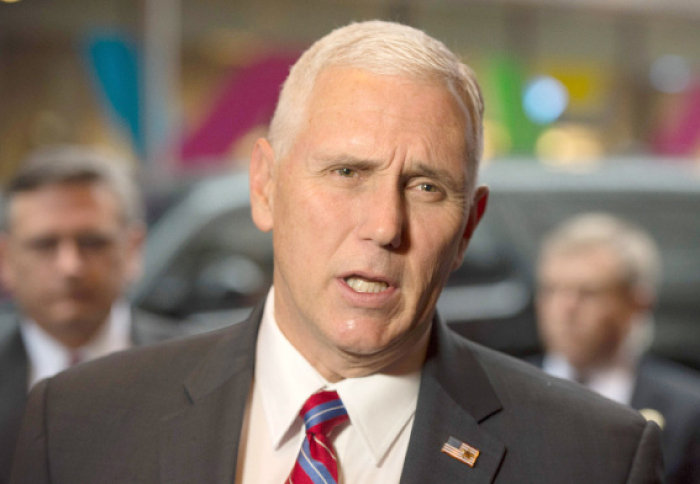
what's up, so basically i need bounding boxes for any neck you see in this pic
[302,326,432,382]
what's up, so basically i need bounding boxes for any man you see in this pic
[11,21,663,484]
[0,146,180,483]
[533,213,700,484]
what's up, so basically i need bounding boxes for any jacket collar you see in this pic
[159,305,506,484]
[159,302,263,484]
[400,316,505,484]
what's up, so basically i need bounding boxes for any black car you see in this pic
[132,159,700,369]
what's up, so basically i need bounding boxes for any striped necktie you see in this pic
[286,390,349,484]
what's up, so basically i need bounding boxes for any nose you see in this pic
[356,181,405,249]
[55,240,86,276]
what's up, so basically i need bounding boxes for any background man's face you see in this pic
[0,182,143,347]
[251,67,487,377]
[536,245,640,371]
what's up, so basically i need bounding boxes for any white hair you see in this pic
[539,213,662,295]
[268,20,484,195]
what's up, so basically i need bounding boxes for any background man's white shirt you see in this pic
[542,353,635,404]
[20,299,133,388]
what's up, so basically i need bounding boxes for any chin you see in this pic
[334,328,414,359]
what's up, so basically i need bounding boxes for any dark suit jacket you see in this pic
[528,353,700,484]
[10,303,663,484]
[0,308,181,484]
[631,356,700,484]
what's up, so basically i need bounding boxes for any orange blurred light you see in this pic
[536,124,603,166]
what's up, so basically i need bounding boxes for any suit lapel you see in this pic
[0,325,30,482]
[400,318,506,484]
[159,303,263,484]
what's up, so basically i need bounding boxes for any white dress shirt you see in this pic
[235,288,424,484]
[20,299,133,388]
[542,353,636,405]
[541,317,653,405]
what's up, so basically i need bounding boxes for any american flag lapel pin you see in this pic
[441,436,480,467]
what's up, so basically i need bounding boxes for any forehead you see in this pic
[540,245,625,282]
[7,182,123,230]
[300,67,469,158]
[311,66,465,121]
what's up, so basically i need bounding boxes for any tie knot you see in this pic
[301,390,348,436]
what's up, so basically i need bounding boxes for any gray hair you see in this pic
[268,20,484,195]
[539,213,662,294]
[1,145,143,230]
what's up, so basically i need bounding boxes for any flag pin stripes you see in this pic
[441,436,480,467]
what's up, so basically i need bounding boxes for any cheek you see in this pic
[11,257,47,286]
[279,184,351,249]
[414,214,464,275]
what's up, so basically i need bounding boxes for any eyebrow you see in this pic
[314,154,377,171]
[406,162,466,194]
[313,154,467,194]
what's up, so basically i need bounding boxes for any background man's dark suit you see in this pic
[528,353,700,484]
[0,308,181,484]
[632,356,700,484]
[10,303,663,484]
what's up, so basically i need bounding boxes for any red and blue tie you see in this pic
[286,390,349,484]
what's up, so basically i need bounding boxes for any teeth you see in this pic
[345,277,389,293]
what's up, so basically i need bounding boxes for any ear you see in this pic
[452,185,489,270]
[124,223,147,283]
[631,286,655,315]
[249,138,276,233]
[0,234,16,293]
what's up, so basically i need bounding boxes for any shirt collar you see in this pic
[256,287,423,465]
[21,299,133,388]
[542,352,635,404]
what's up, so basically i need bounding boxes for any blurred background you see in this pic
[1,0,699,366]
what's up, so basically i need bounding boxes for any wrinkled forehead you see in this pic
[314,65,468,116]
[308,68,469,143]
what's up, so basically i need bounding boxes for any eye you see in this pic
[77,235,112,251]
[27,238,58,253]
[335,167,356,178]
[418,183,438,193]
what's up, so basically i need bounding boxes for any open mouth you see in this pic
[344,276,389,293]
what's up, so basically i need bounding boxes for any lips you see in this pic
[344,276,390,293]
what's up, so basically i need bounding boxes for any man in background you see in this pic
[0,145,180,483]
[534,212,700,484]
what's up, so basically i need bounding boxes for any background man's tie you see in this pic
[286,390,349,484]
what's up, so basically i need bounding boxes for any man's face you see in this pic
[536,246,642,371]
[250,67,487,379]
[0,182,144,348]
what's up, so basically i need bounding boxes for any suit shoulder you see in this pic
[465,338,648,428]
[0,309,19,343]
[48,318,254,406]
[634,356,700,428]
[638,356,700,399]
[422,328,662,483]
[131,307,186,344]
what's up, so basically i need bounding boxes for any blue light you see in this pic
[523,76,569,125]
[650,55,691,94]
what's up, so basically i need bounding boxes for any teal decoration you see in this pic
[83,32,144,157]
